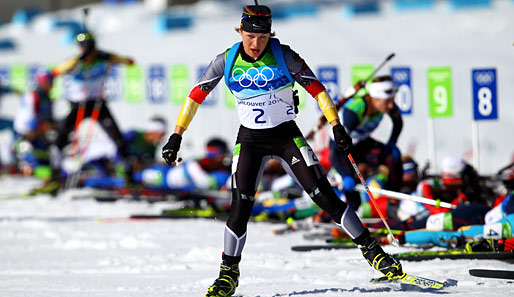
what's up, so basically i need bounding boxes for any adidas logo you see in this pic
[291,156,300,165]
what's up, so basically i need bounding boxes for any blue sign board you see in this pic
[147,65,167,103]
[317,66,339,103]
[472,68,497,121]
[0,66,9,87]
[391,67,412,115]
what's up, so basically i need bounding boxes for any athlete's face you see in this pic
[144,131,165,145]
[372,97,395,114]
[240,30,270,61]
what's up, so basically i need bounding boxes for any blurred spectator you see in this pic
[13,70,55,177]
[134,137,231,192]
[0,83,21,172]
[124,116,167,174]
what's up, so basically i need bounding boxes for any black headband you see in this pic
[240,5,272,33]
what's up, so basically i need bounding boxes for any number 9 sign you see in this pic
[427,67,453,118]
[472,68,497,121]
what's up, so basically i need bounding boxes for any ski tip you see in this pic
[410,277,457,290]
[469,269,514,280]
[446,279,458,287]
[371,274,456,290]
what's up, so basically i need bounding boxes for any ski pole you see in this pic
[65,102,85,190]
[347,153,400,247]
[66,99,103,190]
[305,53,395,140]
[497,161,514,175]
[70,102,86,157]
[354,184,456,209]
[78,99,103,157]
[81,7,90,31]
[363,53,396,84]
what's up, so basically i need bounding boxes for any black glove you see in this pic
[162,133,182,165]
[332,124,353,154]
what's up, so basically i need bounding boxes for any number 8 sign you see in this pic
[427,67,453,118]
[472,68,497,121]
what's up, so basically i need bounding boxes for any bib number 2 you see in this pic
[253,108,266,124]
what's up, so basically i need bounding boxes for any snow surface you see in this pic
[1,176,514,297]
[1,2,514,294]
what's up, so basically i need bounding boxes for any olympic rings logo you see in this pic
[474,71,494,85]
[393,70,409,82]
[232,66,274,88]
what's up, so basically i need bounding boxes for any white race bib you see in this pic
[235,87,296,129]
[426,212,453,231]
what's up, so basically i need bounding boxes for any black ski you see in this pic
[394,250,514,261]
[291,242,355,252]
[130,213,227,220]
[469,269,514,280]
[131,207,227,220]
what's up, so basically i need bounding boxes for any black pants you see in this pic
[222,121,367,258]
[227,121,350,237]
[54,100,128,158]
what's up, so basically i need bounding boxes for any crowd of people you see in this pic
[0,4,513,297]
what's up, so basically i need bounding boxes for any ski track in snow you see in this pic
[0,177,514,296]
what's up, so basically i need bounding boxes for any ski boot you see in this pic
[465,237,499,252]
[205,255,240,297]
[30,169,61,196]
[354,230,405,279]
